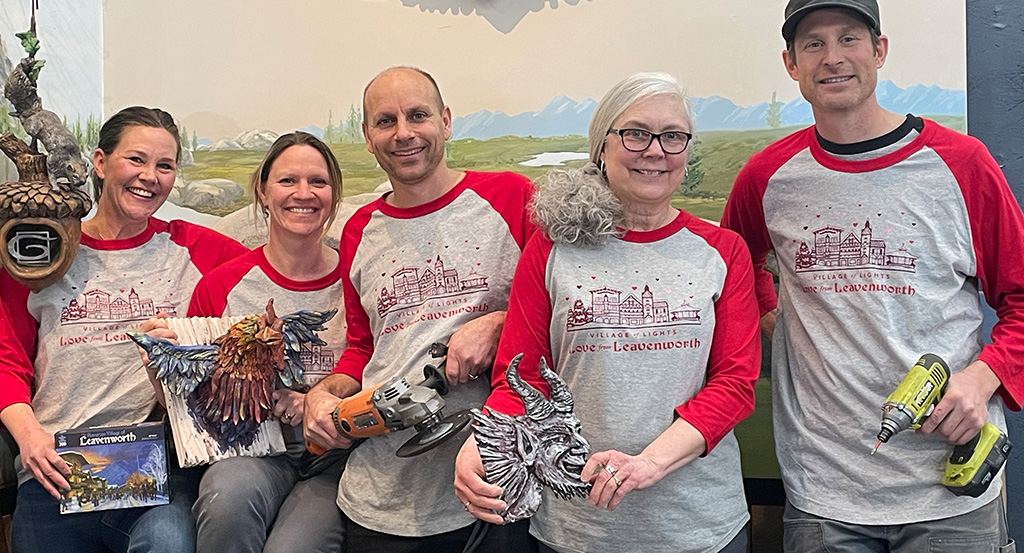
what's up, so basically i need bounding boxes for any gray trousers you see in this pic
[783,497,1014,553]
[193,451,346,553]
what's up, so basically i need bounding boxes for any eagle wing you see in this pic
[277,308,338,390]
[126,330,218,397]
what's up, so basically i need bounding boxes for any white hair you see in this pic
[531,163,623,246]
[587,72,695,164]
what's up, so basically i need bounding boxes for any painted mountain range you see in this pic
[450,80,965,140]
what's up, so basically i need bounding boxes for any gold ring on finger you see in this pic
[612,475,623,488]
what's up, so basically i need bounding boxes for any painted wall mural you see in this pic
[0,0,967,477]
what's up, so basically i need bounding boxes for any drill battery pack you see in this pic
[942,422,1013,497]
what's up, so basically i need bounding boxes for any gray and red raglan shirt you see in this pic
[722,117,1024,525]
[0,218,246,485]
[331,171,535,537]
[486,211,760,553]
[188,245,348,449]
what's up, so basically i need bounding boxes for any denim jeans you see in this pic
[11,464,201,553]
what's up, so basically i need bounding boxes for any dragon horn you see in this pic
[538,356,573,412]
[505,353,554,421]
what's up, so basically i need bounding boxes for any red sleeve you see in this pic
[485,234,554,415]
[167,219,248,274]
[185,249,261,317]
[470,172,538,251]
[331,207,376,383]
[0,271,37,414]
[187,279,225,317]
[932,127,1024,410]
[721,129,812,316]
[674,225,762,453]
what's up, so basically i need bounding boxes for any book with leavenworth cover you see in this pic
[54,421,170,514]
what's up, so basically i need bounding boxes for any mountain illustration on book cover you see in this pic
[54,422,170,514]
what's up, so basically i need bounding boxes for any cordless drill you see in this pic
[873,353,1012,497]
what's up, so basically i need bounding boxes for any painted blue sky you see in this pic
[0,0,101,124]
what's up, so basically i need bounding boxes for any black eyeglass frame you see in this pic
[607,128,693,155]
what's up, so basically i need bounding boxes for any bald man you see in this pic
[305,67,537,553]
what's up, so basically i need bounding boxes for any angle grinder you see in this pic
[308,342,472,457]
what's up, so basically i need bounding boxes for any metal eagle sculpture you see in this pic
[471,354,592,524]
[127,299,337,448]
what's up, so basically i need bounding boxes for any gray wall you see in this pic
[966,0,1024,539]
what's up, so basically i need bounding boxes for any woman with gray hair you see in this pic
[455,73,760,552]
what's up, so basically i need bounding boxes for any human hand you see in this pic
[918,360,1001,445]
[17,419,71,500]
[136,312,176,366]
[581,449,667,511]
[445,311,505,387]
[454,434,506,524]
[303,385,354,450]
[273,388,305,426]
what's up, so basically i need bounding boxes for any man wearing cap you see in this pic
[722,1,1022,550]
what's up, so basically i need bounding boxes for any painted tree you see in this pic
[0,104,26,182]
[84,114,100,152]
[680,139,704,195]
[766,91,783,129]
[0,104,27,139]
[344,104,362,143]
[179,123,189,151]
[191,130,198,153]
[139,444,168,495]
[323,110,337,143]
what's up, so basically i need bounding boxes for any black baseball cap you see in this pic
[782,0,881,43]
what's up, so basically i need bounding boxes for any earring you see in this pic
[598,160,606,175]
[262,208,269,219]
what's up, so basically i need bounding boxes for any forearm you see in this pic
[313,373,361,399]
[1,403,51,454]
[640,417,707,480]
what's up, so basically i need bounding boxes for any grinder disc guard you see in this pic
[396,409,472,457]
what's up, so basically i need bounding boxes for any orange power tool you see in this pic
[308,343,471,457]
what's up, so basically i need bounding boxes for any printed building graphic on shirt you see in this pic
[377,255,489,317]
[60,288,176,324]
[299,342,336,378]
[567,284,701,331]
[795,221,917,273]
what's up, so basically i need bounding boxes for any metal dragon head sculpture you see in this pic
[471,354,591,523]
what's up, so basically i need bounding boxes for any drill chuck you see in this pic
[876,421,896,444]
[877,404,916,444]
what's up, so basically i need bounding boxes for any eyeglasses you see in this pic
[607,128,692,155]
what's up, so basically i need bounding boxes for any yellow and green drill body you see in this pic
[875,353,1012,498]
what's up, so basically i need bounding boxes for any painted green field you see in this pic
[182,114,965,220]
[734,377,780,478]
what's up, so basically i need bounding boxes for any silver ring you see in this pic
[284,412,294,420]
[604,464,617,477]
[468,373,479,380]
[464,501,471,511]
